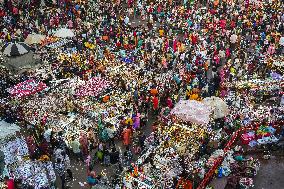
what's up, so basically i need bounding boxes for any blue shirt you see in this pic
[87,176,98,185]
[173,75,181,84]
[261,32,266,41]
[187,19,193,27]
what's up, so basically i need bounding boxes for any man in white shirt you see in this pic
[230,33,238,44]
[280,94,284,107]
[69,137,82,162]
[279,36,284,46]
[43,127,52,143]
[106,124,116,147]
[124,15,130,25]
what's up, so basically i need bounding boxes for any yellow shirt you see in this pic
[159,29,164,36]
[125,118,133,125]
[190,93,199,100]
[230,67,236,75]
[186,90,191,98]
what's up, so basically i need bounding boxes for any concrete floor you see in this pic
[254,155,284,189]
[210,152,284,189]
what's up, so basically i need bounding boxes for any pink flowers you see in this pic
[75,77,111,97]
[9,80,47,98]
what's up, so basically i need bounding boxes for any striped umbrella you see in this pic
[1,42,31,57]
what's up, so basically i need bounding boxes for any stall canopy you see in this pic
[0,120,20,142]
[53,28,75,38]
[171,100,212,125]
[1,42,31,57]
[203,96,229,119]
[25,34,46,45]
[2,52,39,72]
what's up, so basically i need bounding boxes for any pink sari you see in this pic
[267,45,275,55]
[164,39,169,52]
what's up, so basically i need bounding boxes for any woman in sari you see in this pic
[79,131,89,159]
[122,126,132,147]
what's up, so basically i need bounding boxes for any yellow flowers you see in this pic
[125,118,133,125]
[38,155,50,162]
[84,42,95,49]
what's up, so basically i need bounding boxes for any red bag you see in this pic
[241,133,255,145]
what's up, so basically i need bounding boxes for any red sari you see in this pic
[152,96,159,110]
[173,39,177,52]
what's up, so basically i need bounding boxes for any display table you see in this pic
[14,160,56,189]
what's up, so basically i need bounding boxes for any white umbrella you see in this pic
[0,120,21,141]
[203,96,229,119]
[24,34,46,45]
[53,28,75,38]
[171,100,212,125]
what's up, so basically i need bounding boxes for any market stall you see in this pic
[203,97,229,119]
[0,0,283,188]
[198,120,284,189]
[13,159,56,189]
[124,121,229,188]
[224,78,283,104]
[0,124,56,189]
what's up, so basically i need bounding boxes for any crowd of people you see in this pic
[0,0,283,188]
